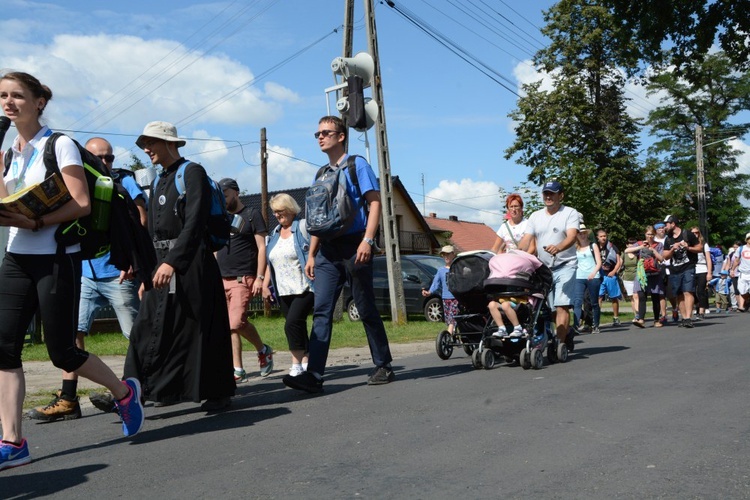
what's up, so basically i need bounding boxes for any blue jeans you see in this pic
[307,234,392,376]
[78,275,140,339]
[573,278,601,328]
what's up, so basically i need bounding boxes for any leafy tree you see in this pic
[645,52,750,247]
[124,153,147,171]
[505,0,665,248]
[604,0,750,82]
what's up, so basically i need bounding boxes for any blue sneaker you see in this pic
[115,378,145,437]
[0,439,31,471]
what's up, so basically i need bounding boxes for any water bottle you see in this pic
[91,176,114,232]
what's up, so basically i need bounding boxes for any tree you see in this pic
[646,52,750,246]
[505,0,665,247]
[124,153,147,171]
[604,0,750,82]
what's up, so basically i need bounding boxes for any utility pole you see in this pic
[695,125,708,241]
[260,127,270,316]
[364,0,407,323]
[341,0,354,143]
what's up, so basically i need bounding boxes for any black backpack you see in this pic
[305,155,362,239]
[4,133,157,289]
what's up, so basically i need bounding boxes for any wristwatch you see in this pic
[363,237,375,246]
[256,274,265,281]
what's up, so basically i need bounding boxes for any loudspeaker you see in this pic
[331,52,375,86]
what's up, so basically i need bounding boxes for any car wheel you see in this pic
[423,297,443,322]
[347,300,361,322]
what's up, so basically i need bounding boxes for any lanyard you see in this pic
[10,128,53,194]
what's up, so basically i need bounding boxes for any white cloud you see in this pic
[424,178,504,228]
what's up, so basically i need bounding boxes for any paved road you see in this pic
[2,312,750,498]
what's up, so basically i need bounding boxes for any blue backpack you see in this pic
[154,161,231,251]
[305,155,362,239]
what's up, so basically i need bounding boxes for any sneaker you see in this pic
[509,327,526,338]
[89,392,118,414]
[258,344,274,377]
[612,317,621,326]
[289,364,304,377]
[234,369,248,383]
[592,326,601,335]
[28,390,81,421]
[367,366,395,385]
[115,378,145,437]
[632,319,645,328]
[564,335,575,352]
[0,439,31,471]
[491,326,507,338]
[683,318,694,328]
[697,313,705,321]
[672,310,679,322]
[283,371,323,394]
[200,397,231,412]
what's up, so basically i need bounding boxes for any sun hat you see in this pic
[579,223,590,232]
[439,245,455,255]
[136,121,186,149]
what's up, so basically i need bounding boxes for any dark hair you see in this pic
[319,115,347,141]
[1,72,53,115]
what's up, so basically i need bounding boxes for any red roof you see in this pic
[425,215,497,253]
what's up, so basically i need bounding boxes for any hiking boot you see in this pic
[28,390,81,421]
[115,378,145,437]
[283,371,323,394]
[258,344,274,377]
[0,439,31,471]
[683,318,694,328]
[89,392,118,414]
[234,369,248,383]
[367,366,395,385]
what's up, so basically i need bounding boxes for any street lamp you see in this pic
[695,126,736,241]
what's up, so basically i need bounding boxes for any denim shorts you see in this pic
[670,268,696,295]
[550,265,576,308]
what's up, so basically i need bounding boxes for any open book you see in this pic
[0,173,72,218]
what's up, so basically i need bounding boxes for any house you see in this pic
[424,213,497,253]
[240,175,439,255]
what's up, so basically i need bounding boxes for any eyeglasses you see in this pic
[314,129,340,139]
[645,233,654,236]
[96,154,115,163]
[692,231,700,235]
[273,210,287,216]
[508,205,522,210]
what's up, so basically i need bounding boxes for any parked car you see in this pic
[344,254,445,322]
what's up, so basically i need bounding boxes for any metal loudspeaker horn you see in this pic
[336,97,379,132]
[331,52,375,86]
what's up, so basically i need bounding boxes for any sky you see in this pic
[2,0,747,230]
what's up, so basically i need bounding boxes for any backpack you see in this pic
[709,246,724,269]
[599,241,618,272]
[305,155,362,239]
[154,160,232,252]
[4,133,157,288]
[642,255,661,275]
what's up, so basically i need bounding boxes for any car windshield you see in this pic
[409,256,445,273]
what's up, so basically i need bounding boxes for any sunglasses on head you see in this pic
[314,129,340,139]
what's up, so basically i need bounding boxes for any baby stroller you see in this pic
[434,251,494,360]
[478,261,569,370]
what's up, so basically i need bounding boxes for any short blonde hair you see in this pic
[269,193,301,216]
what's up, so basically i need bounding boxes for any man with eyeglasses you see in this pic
[661,215,701,328]
[29,137,148,420]
[283,115,393,394]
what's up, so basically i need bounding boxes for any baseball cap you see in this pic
[218,178,240,192]
[440,245,455,255]
[542,180,563,193]
[664,214,679,224]
[720,269,729,275]
[136,121,186,149]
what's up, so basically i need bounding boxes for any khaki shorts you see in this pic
[223,276,255,330]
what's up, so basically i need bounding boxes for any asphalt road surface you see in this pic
[2,311,749,499]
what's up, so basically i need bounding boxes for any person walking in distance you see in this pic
[28,137,147,420]
[661,215,701,328]
[596,229,623,327]
[283,115,394,393]
[0,72,144,471]
[216,178,273,382]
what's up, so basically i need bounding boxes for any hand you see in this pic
[305,258,315,280]
[544,244,559,256]
[152,262,175,289]
[421,289,429,297]
[262,286,272,301]
[251,277,263,296]
[0,211,34,229]
[355,240,373,265]
[119,267,135,283]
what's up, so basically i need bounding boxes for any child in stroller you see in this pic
[486,250,542,338]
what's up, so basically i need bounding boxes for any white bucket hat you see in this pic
[136,121,186,149]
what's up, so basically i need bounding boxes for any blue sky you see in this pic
[2,0,746,229]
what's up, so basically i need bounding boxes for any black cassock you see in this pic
[124,158,235,403]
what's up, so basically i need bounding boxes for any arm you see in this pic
[545,228,578,256]
[252,232,267,295]
[491,236,505,254]
[262,264,273,301]
[589,244,602,280]
[705,247,713,278]
[609,251,623,277]
[356,190,381,265]
[517,233,533,253]
[305,235,320,280]
[134,198,148,228]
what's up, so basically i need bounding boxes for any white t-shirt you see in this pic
[495,218,527,251]
[524,205,580,269]
[268,233,308,296]
[4,126,82,254]
[695,242,710,274]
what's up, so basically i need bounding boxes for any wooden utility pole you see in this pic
[695,125,708,241]
[261,127,270,316]
[364,0,407,323]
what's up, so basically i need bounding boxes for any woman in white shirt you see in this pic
[0,72,143,470]
[491,193,535,254]
[690,227,713,319]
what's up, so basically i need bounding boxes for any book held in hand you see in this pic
[0,173,72,218]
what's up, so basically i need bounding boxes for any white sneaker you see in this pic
[492,326,507,338]
[509,327,526,338]
[289,364,304,377]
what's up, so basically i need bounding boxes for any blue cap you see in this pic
[654,222,665,229]
[542,180,563,193]
[720,269,729,275]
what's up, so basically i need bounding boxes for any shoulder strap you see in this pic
[3,148,11,177]
[346,155,361,194]
[42,132,65,177]
[297,218,309,242]
[503,220,518,246]
[173,160,193,194]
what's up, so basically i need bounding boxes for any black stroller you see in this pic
[434,251,569,370]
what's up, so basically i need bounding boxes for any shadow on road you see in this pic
[0,464,108,498]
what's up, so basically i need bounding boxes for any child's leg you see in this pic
[500,301,520,327]
[488,301,503,327]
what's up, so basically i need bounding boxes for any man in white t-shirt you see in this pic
[731,233,750,311]
[517,180,580,351]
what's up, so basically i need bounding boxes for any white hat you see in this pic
[745,232,750,240]
[136,121,186,149]
[440,245,455,255]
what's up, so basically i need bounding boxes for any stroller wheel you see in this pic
[556,342,569,363]
[519,349,531,370]
[482,349,495,370]
[435,330,454,360]
[471,349,483,369]
[530,348,544,370]
[462,343,475,356]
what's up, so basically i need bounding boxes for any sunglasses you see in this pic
[314,129,340,139]
[96,154,115,163]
